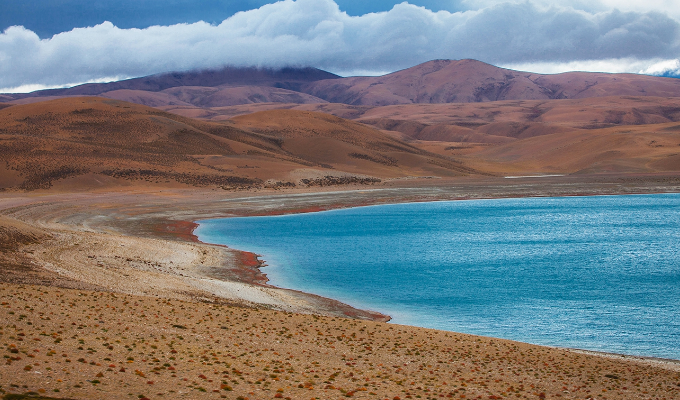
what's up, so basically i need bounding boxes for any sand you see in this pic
[2,177,680,399]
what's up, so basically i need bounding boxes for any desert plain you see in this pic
[3,61,680,399]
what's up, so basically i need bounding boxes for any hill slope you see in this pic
[458,122,680,175]
[0,97,474,191]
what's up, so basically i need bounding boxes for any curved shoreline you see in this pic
[3,174,680,364]
[176,185,680,365]
[167,218,393,322]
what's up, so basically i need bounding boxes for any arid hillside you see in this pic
[355,96,680,142]
[0,97,474,192]
[154,95,680,144]
[454,122,680,175]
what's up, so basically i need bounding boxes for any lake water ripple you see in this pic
[196,194,680,359]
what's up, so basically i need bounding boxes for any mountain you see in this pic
[9,66,339,99]
[6,60,680,109]
[102,86,328,108]
[301,59,680,106]
[0,97,475,191]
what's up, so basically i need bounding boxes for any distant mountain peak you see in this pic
[8,66,340,99]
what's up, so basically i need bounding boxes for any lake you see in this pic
[195,194,680,360]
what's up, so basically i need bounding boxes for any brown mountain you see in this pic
[101,86,327,108]
[302,59,680,106]
[8,66,339,100]
[5,60,680,110]
[0,97,475,191]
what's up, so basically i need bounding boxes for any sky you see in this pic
[2,0,680,93]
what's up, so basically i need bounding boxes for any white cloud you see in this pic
[501,58,679,75]
[639,59,680,76]
[462,0,680,18]
[2,0,680,91]
[0,77,127,94]
[596,0,680,19]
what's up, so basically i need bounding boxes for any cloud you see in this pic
[500,58,680,75]
[2,0,680,91]
[639,59,680,77]
[461,0,680,19]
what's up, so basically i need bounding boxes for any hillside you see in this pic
[355,96,680,142]
[157,95,680,148]
[456,122,680,175]
[0,97,475,192]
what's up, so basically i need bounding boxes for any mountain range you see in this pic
[5,59,680,108]
[2,59,680,192]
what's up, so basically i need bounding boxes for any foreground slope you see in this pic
[1,282,679,400]
[0,98,474,191]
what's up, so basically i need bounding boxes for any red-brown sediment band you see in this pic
[153,214,390,321]
[151,219,199,242]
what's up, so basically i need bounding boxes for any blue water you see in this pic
[195,194,680,359]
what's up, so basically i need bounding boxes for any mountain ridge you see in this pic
[303,59,680,105]
[5,60,680,108]
[8,66,340,99]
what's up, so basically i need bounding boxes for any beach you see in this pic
[2,174,680,399]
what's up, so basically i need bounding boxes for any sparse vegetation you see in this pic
[300,176,381,187]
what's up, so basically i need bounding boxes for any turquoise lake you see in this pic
[195,194,680,360]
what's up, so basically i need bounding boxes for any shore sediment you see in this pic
[4,174,680,321]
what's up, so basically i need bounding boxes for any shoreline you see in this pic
[173,182,680,366]
[3,174,680,366]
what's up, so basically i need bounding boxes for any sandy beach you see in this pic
[2,175,680,399]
